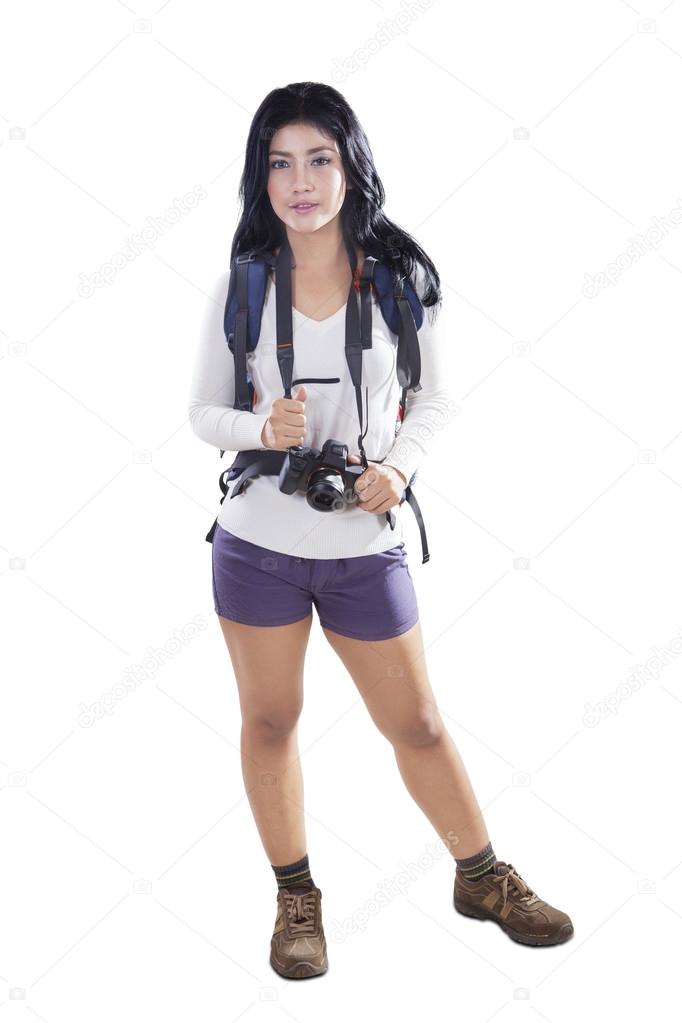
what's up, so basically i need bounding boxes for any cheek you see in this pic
[315,166,345,197]
[267,176,284,205]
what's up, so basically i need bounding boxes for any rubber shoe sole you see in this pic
[269,946,328,979]
[454,894,574,946]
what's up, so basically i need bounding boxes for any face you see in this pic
[266,121,350,234]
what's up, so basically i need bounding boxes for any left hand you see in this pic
[347,454,407,514]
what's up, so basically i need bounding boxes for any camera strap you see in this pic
[273,234,371,472]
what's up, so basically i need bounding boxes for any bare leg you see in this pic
[322,619,490,859]
[217,612,313,865]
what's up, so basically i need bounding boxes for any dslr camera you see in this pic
[278,439,364,512]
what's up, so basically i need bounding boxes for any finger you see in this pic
[359,498,389,513]
[356,471,378,494]
[279,397,306,414]
[362,490,391,512]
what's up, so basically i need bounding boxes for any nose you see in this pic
[292,164,313,194]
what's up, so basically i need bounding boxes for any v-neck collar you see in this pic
[269,244,364,328]
[292,302,347,327]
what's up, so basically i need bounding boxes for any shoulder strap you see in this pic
[224,251,271,411]
[223,250,425,409]
[372,263,423,402]
[212,250,431,562]
[371,261,424,334]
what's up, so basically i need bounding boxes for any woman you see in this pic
[188,82,574,979]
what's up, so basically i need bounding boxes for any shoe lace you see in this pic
[283,890,318,935]
[492,863,540,909]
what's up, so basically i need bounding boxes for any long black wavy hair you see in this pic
[229,81,442,323]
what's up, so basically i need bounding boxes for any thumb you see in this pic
[293,384,307,402]
[347,453,362,464]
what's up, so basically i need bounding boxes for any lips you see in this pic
[290,202,318,209]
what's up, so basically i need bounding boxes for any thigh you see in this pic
[218,613,314,725]
[314,542,419,642]
[212,526,315,723]
[212,525,313,628]
[321,618,442,741]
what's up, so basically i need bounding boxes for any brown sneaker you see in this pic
[454,860,574,946]
[270,885,328,978]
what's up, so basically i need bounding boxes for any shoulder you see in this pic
[405,262,429,328]
[197,272,230,341]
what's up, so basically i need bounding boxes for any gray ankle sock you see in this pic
[455,841,497,880]
[272,853,315,893]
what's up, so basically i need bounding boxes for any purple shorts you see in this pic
[211,525,419,641]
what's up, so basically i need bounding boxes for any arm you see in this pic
[187,272,270,451]
[382,303,455,487]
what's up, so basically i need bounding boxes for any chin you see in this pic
[286,216,325,231]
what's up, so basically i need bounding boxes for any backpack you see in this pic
[205,238,430,563]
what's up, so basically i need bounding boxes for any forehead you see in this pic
[268,122,339,155]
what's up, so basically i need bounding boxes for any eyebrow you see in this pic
[268,146,334,157]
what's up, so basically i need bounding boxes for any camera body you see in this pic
[278,439,364,512]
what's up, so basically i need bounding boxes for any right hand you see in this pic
[260,384,307,450]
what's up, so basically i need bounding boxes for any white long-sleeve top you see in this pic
[188,264,452,559]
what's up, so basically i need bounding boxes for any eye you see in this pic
[269,156,332,169]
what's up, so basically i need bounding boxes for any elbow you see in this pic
[426,384,458,430]
[187,399,200,437]
[187,398,213,443]
[407,384,457,425]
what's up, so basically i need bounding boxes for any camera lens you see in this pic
[307,468,345,512]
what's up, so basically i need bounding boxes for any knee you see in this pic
[243,708,302,742]
[387,709,445,748]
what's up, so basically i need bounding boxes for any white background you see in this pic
[1,0,681,1019]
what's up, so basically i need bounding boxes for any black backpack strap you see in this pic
[208,251,432,563]
[394,275,422,397]
[402,486,429,563]
[273,240,295,398]
[358,255,377,349]
[230,253,256,411]
[228,449,286,498]
[204,465,244,543]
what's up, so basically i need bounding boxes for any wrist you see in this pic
[385,463,407,486]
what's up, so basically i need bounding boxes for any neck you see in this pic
[283,219,352,271]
